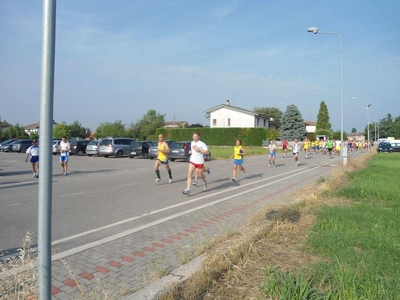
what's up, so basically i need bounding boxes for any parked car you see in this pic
[148,140,176,159]
[168,141,192,162]
[1,140,18,152]
[390,142,400,152]
[86,140,102,156]
[52,139,62,155]
[98,137,135,158]
[70,140,90,156]
[12,139,33,153]
[169,141,212,162]
[129,141,150,159]
[0,139,16,152]
[377,142,393,153]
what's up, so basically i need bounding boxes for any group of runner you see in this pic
[24,136,71,178]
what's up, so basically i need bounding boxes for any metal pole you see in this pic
[307,28,344,163]
[367,105,370,150]
[38,0,56,299]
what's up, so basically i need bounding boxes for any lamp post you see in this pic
[352,97,371,150]
[307,27,344,163]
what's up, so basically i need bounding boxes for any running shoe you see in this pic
[155,178,161,182]
[182,189,191,195]
[232,177,236,182]
[35,173,39,178]
[63,172,66,176]
[268,164,272,168]
[207,167,210,174]
[203,181,208,191]
[32,174,36,178]
[272,164,275,168]
[169,178,172,183]
[193,181,197,186]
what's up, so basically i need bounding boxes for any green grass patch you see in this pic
[262,154,400,299]
[208,146,270,160]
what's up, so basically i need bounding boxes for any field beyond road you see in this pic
[161,151,400,299]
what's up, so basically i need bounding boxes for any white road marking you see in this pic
[0,203,21,208]
[58,191,88,198]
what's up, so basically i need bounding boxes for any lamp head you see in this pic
[367,104,371,108]
[351,96,356,99]
[307,27,318,34]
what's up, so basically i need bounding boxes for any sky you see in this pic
[1,0,399,134]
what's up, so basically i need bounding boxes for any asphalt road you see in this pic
[0,149,349,258]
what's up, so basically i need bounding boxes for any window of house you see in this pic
[228,118,231,126]
[264,119,266,127]
[257,118,259,126]
[213,119,217,126]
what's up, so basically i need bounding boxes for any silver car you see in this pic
[98,138,134,158]
[86,140,101,156]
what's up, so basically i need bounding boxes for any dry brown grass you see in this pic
[160,151,374,300]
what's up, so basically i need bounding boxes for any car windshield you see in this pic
[150,142,158,147]
[380,142,390,147]
[88,141,97,145]
[100,139,112,146]
[172,143,186,149]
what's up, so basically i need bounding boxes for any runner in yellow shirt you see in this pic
[303,138,310,159]
[154,134,172,183]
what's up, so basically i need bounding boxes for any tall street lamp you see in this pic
[352,97,371,150]
[307,27,344,163]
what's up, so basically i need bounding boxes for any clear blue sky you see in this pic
[1,0,399,133]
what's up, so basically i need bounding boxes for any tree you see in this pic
[332,130,347,141]
[29,131,39,141]
[379,114,393,138]
[351,127,357,133]
[316,101,333,138]
[189,123,203,128]
[127,110,165,140]
[279,104,306,141]
[68,120,87,139]
[95,120,127,138]
[254,106,283,123]
[140,109,165,140]
[53,122,70,139]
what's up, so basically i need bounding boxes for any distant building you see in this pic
[347,132,366,141]
[0,120,12,132]
[304,120,316,133]
[164,121,187,128]
[204,100,278,129]
[24,120,58,135]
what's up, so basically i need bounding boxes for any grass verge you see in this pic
[161,151,400,299]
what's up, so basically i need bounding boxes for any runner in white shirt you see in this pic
[60,136,71,176]
[182,132,209,195]
[25,140,39,178]
[292,138,301,167]
[268,140,277,167]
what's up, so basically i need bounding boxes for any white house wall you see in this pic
[209,108,253,128]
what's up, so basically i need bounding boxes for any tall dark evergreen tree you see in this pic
[316,101,333,137]
[279,104,306,141]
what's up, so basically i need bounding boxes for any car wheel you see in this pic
[78,150,84,156]
[170,158,175,162]
[88,154,92,156]
[104,155,109,158]
[186,155,191,162]
[129,155,133,159]
[149,157,154,160]
[116,151,123,158]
